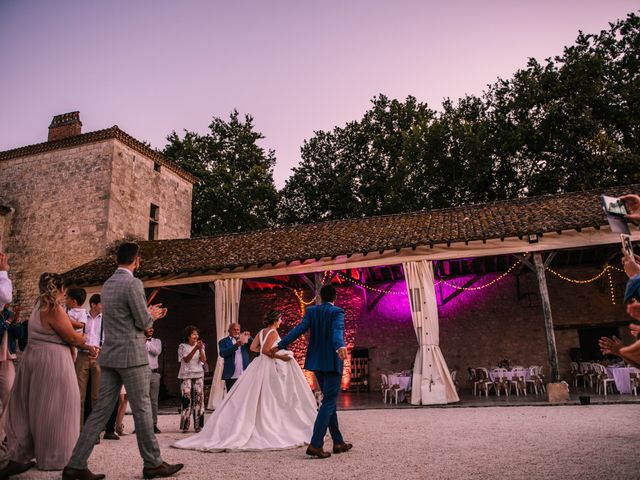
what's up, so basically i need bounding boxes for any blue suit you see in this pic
[218,336,252,380]
[278,302,346,448]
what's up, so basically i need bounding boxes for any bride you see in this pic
[172,310,318,452]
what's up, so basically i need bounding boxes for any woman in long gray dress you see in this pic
[0,273,85,477]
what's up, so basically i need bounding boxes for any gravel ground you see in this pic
[13,404,640,480]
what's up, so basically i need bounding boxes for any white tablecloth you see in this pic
[388,374,412,391]
[488,370,532,382]
[606,367,635,394]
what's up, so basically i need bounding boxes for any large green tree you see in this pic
[164,111,279,236]
[280,12,640,225]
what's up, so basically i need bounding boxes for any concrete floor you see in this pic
[154,386,640,415]
[17,404,640,480]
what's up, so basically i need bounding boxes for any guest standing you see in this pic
[72,292,103,425]
[218,323,252,392]
[0,273,85,477]
[178,326,206,433]
[62,242,182,480]
[0,306,26,441]
[145,326,162,433]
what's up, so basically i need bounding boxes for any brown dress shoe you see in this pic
[142,462,184,479]
[332,442,353,454]
[305,445,331,459]
[61,466,106,480]
[0,460,35,479]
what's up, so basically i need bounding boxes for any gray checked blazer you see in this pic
[98,268,153,369]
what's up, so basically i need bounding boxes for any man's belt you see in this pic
[150,368,159,373]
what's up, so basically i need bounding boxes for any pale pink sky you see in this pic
[0,1,636,187]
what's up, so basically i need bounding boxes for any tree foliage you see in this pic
[164,111,279,236]
[280,13,640,225]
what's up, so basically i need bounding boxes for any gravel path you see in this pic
[14,404,640,479]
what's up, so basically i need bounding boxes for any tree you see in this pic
[279,95,437,224]
[279,13,640,224]
[164,111,279,236]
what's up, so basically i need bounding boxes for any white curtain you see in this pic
[403,260,459,405]
[207,278,243,410]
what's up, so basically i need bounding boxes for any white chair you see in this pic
[475,368,495,397]
[570,362,585,388]
[580,362,596,389]
[491,368,509,397]
[525,366,546,395]
[450,369,459,392]
[389,382,406,405]
[592,364,616,396]
[509,367,527,396]
[380,374,391,403]
[630,368,639,397]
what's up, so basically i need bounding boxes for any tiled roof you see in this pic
[0,126,198,184]
[63,184,638,286]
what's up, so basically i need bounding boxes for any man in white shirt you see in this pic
[68,289,102,426]
[144,327,162,434]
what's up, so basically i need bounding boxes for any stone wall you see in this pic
[106,142,192,243]
[0,141,113,309]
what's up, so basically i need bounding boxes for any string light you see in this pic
[545,265,612,284]
[336,272,407,295]
[312,259,627,305]
[606,266,616,305]
[294,288,316,306]
[437,259,522,291]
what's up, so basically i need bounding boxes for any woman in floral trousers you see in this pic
[178,325,206,432]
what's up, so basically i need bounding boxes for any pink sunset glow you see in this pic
[0,1,636,187]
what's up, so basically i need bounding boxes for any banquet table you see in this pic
[488,369,532,383]
[388,374,412,391]
[606,367,635,394]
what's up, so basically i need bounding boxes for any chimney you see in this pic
[48,111,82,141]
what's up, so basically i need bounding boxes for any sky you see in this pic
[0,1,637,188]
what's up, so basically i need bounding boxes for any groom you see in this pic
[275,284,352,459]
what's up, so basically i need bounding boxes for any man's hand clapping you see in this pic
[599,336,623,356]
[148,304,168,321]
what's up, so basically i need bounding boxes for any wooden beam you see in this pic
[366,282,397,311]
[314,272,323,305]
[440,275,482,305]
[533,252,560,383]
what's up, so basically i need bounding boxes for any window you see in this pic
[148,204,159,240]
[154,162,161,172]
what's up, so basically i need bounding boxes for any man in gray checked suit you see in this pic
[63,243,184,480]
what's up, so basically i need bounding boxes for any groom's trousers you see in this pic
[310,371,344,448]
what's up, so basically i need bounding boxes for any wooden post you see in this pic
[533,253,560,382]
[314,272,323,305]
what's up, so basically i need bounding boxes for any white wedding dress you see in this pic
[172,329,317,452]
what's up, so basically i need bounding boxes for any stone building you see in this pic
[0,111,196,310]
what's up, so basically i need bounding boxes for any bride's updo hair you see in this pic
[37,272,65,312]
[262,310,281,327]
